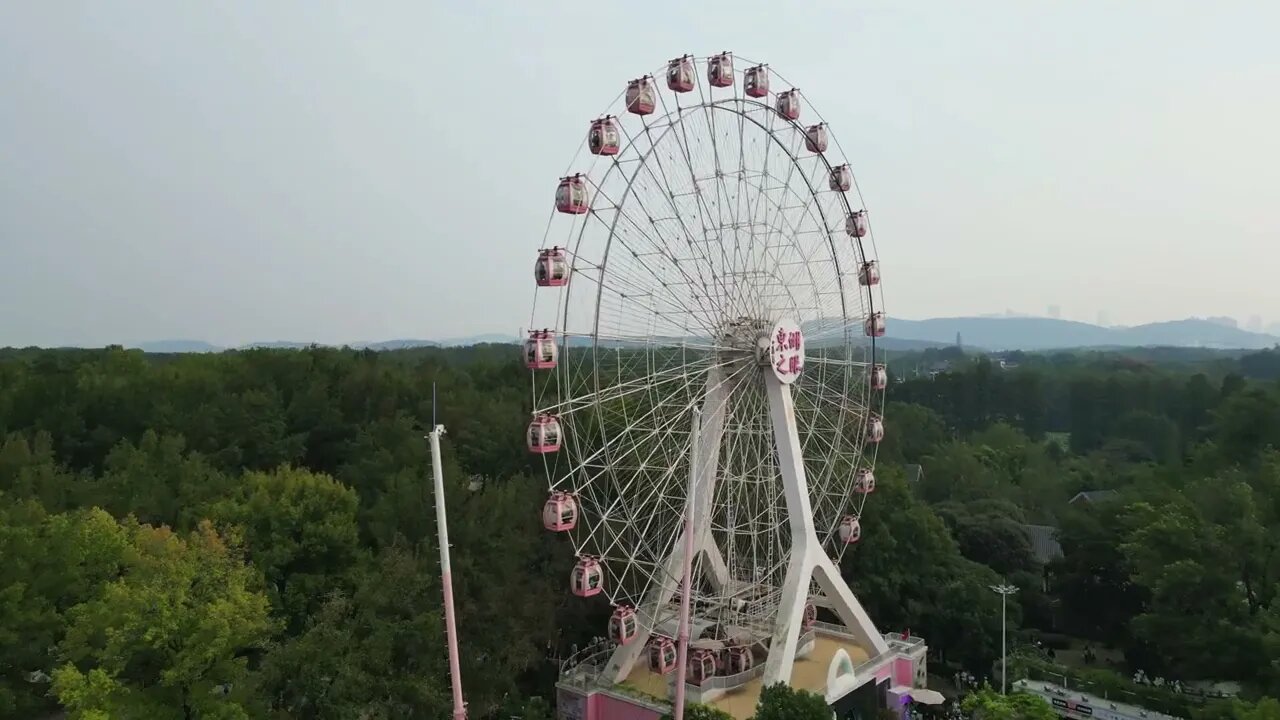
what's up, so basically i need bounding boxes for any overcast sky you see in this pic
[2,1,1277,347]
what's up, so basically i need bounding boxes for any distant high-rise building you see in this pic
[1048,305,1061,319]
[1248,315,1263,333]
[955,332,962,349]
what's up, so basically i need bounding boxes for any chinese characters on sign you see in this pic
[770,321,805,384]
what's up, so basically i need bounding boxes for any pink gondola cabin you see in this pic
[830,164,852,192]
[869,363,888,391]
[555,175,589,214]
[864,311,886,338]
[588,116,620,156]
[805,123,828,153]
[542,491,576,532]
[626,76,656,116]
[527,414,562,454]
[846,210,869,238]
[744,64,769,98]
[855,468,877,492]
[866,417,885,444]
[524,330,558,370]
[648,637,677,674]
[777,89,801,121]
[534,247,570,287]
[667,55,695,92]
[708,51,734,87]
[688,649,716,684]
[571,557,604,597]
[609,606,639,645]
[858,260,880,287]
[839,515,862,544]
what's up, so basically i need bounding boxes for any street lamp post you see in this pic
[989,583,1018,695]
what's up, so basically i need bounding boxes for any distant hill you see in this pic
[885,316,1280,351]
[89,316,1280,355]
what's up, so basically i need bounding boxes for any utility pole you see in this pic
[430,423,468,720]
[989,583,1018,695]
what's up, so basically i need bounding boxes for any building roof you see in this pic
[1021,524,1064,564]
[1069,490,1118,505]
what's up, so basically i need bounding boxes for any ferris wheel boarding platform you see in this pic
[556,624,928,720]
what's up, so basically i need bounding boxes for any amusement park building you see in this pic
[555,624,930,720]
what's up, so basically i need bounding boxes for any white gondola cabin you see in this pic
[744,64,769,98]
[667,55,695,92]
[534,247,570,287]
[830,164,852,192]
[805,123,828,153]
[866,417,885,444]
[542,491,576,532]
[609,606,639,645]
[626,76,656,116]
[869,363,888,391]
[777,89,801,121]
[571,557,604,597]
[527,414,562,454]
[708,51,734,87]
[846,210,869,238]
[524,330,557,370]
[727,646,754,674]
[858,260,880,287]
[555,175,589,215]
[839,515,862,544]
[588,116,620,156]
[855,468,877,493]
[688,649,716,684]
[865,311,886,338]
[648,636,677,674]
[802,601,817,630]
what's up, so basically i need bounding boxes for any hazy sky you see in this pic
[2,1,1277,347]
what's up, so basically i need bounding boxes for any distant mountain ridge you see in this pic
[109,316,1280,354]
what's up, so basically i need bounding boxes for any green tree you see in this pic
[52,518,274,719]
[961,688,1056,720]
[208,466,362,633]
[753,683,831,720]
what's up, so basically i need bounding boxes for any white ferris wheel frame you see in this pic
[529,53,889,688]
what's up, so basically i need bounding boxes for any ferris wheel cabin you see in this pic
[839,515,863,544]
[588,116,621,156]
[534,247,570,287]
[855,469,877,494]
[555,175,590,214]
[609,606,640,645]
[777,89,802,121]
[830,164,852,192]
[708,51,734,87]
[869,364,889,391]
[859,260,881,287]
[626,76,656,115]
[805,123,829,153]
[847,210,870,238]
[542,491,577,532]
[571,557,604,597]
[527,414,562,454]
[524,330,558,370]
[744,64,769,97]
[667,55,695,92]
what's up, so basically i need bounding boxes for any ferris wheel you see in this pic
[525,52,891,689]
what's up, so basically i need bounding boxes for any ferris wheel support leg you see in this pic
[601,367,732,685]
[760,374,888,687]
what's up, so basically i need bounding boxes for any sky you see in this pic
[1,1,1277,347]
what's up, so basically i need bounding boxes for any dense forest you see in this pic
[3,343,1280,719]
